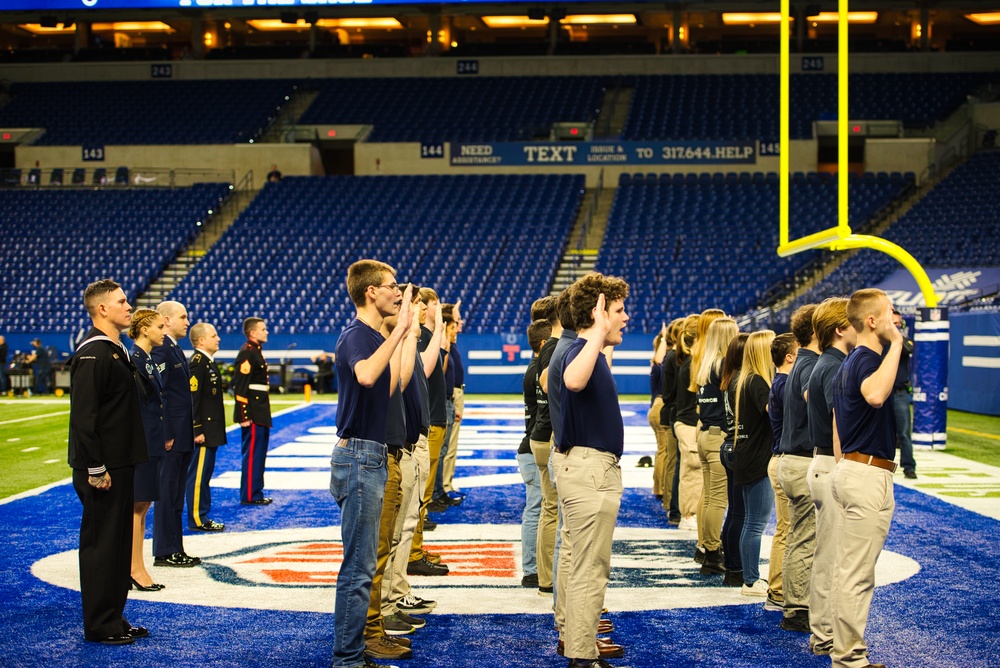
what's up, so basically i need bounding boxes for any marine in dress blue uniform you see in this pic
[233,318,273,505]
[186,340,227,530]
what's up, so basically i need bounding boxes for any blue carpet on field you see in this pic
[2,401,998,668]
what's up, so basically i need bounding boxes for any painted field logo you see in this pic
[213,539,517,587]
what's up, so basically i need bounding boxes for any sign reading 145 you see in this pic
[421,143,445,159]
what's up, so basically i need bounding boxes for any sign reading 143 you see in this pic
[82,146,105,161]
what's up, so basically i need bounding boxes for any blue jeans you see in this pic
[740,475,774,585]
[330,438,388,668]
[893,390,916,473]
[435,399,455,500]
[517,451,542,575]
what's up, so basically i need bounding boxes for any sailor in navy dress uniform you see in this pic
[186,322,227,531]
[233,317,273,505]
[151,302,200,568]
[131,342,168,521]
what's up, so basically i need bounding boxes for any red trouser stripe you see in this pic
[247,423,255,503]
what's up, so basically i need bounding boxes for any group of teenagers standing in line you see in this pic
[68,280,274,646]
[634,292,910,668]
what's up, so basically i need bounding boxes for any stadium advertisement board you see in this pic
[450,141,756,166]
[875,268,1000,309]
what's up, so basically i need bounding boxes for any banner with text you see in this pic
[450,141,757,167]
[875,268,1000,310]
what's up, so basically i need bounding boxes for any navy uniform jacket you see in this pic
[232,341,272,427]
[68,328,148,473]
[152,336,195,453]
[190,350,227,447]
[131,345,168,458]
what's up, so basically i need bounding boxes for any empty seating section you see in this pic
[623,73,999,141]
[799,151,1000,305]
[298,77,605,142]
[169,175,582,335]
[2,73,995,147]
[598,171,914,332]
[0,80,296,145]
[0,184,231,332]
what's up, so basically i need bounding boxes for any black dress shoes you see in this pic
[125,626,149,639]
[191,519,225,532]
[154,552,199,568]
[241,497,273,506]
[131,577,164,591]
[94,634,134,645]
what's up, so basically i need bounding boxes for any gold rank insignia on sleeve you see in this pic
[240,360,251,375]
[190,376,199,392]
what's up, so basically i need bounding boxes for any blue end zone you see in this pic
[2,401,998,667]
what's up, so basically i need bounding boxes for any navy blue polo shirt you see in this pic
[402,352,426,446]
[418,326,447,427]
[807,347,847,450]
[833,345,897,461]
[444,347,456,400]
[385,381,406,447]
[779,348,819,454]
[649,362,662,406]
[452,343,464,388]
[768,372,788,454]
[558,338,623,458]
[335,318,390,444]
[548,328,577,450]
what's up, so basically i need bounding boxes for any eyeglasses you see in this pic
[374,283,399,292]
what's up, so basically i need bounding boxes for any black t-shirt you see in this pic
[418,326,447,426]
[520,357,539,455]
[807,348,847,450]
[698,366,727,431]
[530,336,557,442]
[674,357,698,426]
[659,349,678,425]
[733,374,773,485]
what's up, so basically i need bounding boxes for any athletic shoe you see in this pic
[383,614,414,636]
[398,594,436,614]
[365,635,412,660]
[741,580,768,597]
[407,557,448,576]
[764,597,784,612]
[780,610,811,633]
[395,611,426,629]
[723,570,744,587]
[677,515,698,531]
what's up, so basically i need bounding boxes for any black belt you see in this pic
[420,427,429,437]
[387,444,403,459]
[814,447,835,457]
[404,442,415,453]
[785,450,813,458]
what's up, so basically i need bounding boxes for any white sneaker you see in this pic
[742,580,768,597]
[677,515,698,531]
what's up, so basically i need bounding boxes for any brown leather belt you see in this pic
[842,451,898,473]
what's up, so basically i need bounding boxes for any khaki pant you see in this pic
[531,437,558,589]
[808,454,837,653]
[410,425,445,561]
[674,422,702,520]
[696,428,728,551]
[556,447,623,660]
[777,454,816,616]
[384,442,421,613]
[830,459,894,668]
[551,449,569,633]
[767,454,789,604]
[365,451,402,639]
[648,397,668,496]
[442,388,464,493]
[408,433,432,563]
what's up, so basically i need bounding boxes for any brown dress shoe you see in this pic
[557,638,625,659]
[597,619,614,633]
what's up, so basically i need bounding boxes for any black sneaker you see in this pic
[781,610,811,633]
[397,594,436,614]
[383,613,414,636]
[395,611,426,628]
[407,557,449,576]
[521,573,539,588]
[723,570,744,587]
